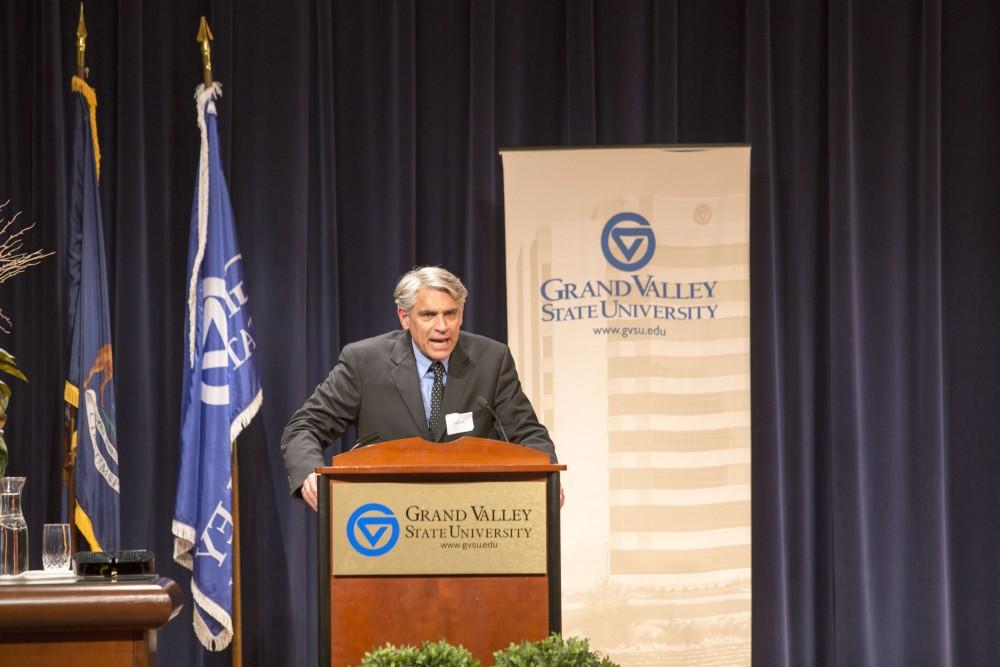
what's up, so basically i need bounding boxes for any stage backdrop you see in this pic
[502,146,751,666]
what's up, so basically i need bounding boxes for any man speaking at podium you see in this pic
[281,266,557,510]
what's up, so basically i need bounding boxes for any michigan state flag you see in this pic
[66,75,119,551]
[172,82,262,651]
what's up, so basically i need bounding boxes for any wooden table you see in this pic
[0,575,183,666]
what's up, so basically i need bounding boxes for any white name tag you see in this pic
[445,411,474,435]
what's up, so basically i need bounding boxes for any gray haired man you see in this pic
[281,266,557,510]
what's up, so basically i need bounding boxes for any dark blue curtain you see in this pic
[1,1,997,665]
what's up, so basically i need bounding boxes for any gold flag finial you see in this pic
[197,16,214,87]
[76,3,88,78]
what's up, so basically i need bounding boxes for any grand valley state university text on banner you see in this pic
[501,146,751,666]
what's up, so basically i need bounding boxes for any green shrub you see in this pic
[493,634,618,667]
[358,639,480,667]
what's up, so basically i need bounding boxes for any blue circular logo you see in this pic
[601,212,656,271]
[346,503,400,557]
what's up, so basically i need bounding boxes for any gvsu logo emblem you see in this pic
[346,503,400,556]
[601,212,656,271]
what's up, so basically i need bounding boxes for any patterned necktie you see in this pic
[428,361,445,439]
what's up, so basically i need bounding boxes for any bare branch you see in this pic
[0,199,54,332]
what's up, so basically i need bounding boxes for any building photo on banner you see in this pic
[502,146,751,666]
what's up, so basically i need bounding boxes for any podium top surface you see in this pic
[0,575,183,631]
[317,437,566,476]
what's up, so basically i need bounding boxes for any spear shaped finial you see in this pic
[76,3,88,78]
[197,16,214,87]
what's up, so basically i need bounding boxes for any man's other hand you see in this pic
[302,472,319,511]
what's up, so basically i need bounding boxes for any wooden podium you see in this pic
[0,575,183,666]
[316,437,565,667]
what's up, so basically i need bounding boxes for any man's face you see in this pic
[398,287,464,361]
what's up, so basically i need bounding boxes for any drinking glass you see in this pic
[42,523,72,571]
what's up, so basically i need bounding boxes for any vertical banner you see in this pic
[66,75,120,551]
[172,83,262,651]
[502,146,751,666]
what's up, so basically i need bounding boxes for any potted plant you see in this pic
[358,639,480,667]
[493,634,619,667]
[356,634,618,667]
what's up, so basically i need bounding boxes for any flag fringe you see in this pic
[173,523,237,651]
[64,381,80,408]
[230,388,262,444]
[191,577,234,651]
[74,502,102,552]
[187,81,224,363]
[171,519,196,570]
[70,75,101,180]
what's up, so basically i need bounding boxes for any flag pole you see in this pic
[75,3,87,79]
[197,16,214,88]
[231,439,243,667]
[63,2,89,552]
[197,17,243,665]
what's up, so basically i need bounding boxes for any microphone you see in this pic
[475,397,509,443]
[349,432,381,451]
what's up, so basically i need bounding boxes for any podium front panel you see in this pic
[331,575,548,667]
[331,480,546,575]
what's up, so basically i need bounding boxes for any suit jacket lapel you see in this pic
[389,333,430,438]
[440,336,473,441]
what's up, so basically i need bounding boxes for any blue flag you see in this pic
[172,82,262,651]
[66,76,119,552]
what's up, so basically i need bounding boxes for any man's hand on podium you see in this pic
[302,472,319,511]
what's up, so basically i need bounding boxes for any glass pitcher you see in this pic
[0,476,28,576]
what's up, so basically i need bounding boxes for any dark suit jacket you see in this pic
[281,329,556,495]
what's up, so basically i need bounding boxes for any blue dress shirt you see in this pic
[412,341,449,425]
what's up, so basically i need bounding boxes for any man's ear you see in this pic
[397,306,410,330]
